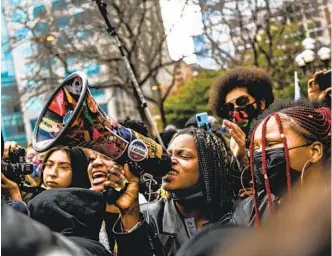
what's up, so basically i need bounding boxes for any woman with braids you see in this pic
[232,100,331,227]
[103,128,235,255]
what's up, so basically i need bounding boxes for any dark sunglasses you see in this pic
[221,95,253,116]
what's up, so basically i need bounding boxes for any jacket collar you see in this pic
[162,199,190,243]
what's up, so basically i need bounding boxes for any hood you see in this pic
[27,188,106,241]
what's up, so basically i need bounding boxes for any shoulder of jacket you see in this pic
[140,198,167,213]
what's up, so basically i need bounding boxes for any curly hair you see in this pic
[209,66,274,119]
[172,128,235,221]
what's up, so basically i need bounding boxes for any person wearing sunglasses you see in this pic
[209,66,274,195]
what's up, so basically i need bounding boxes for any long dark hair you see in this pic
[41,146,90,189]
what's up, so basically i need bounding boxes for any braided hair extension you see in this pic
[260,116,275,215]
[248,100,331,227]
[272,113,292,195]
[280,106,331,165]
[249,125,261,227]
[172,128,234,221]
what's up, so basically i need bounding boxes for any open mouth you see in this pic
[168,170,179,176]
[165,169,179,177]
[92,171,108,185]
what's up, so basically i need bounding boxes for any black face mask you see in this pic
[231,103,258,134]
[253,148,301,196]
[170,182,203,201]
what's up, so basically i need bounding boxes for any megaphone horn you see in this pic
[32,72,171,177]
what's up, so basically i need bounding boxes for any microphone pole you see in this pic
[94,0,165,149]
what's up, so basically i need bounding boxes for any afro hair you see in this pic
[209,66,274,119]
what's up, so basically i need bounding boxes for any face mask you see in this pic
[253,148,301,196]
[231,103,258,132]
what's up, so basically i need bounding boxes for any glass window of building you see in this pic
[34,22,49,37]
[56,16,70,30]
[52,0,67,11]
[14,27,29,40]
[90,88,105,97]
[33,4,47,18]
[85,63,101,76]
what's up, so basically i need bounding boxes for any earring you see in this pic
[300,160,311,187]
[239,167,250,196]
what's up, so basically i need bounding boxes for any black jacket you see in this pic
[2,200,95,256]
[231,191,280,226]
[113,198,232,256]
[27,188,112,256]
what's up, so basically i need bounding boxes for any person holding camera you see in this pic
[103,128,235,255]
[307,70,331,108]
[2,140,29,202]
[2,145,91,203]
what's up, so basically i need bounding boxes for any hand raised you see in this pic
[223,120,246,161]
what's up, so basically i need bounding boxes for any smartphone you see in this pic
[315,69,331,91]
[196,112,211,132]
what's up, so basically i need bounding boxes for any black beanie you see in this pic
[28,188,106,241]
[184,115,198,128]
[68,147,90,189]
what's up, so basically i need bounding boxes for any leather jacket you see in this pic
[113,198,232,256]
[231,191,280,226]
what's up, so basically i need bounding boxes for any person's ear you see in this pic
[259,99,266,111]
[308,141,323,163]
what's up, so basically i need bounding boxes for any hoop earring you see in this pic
[240,167,249,195]
[300,160,311,187]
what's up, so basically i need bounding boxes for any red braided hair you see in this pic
[249,125,260,228]
[272,113,292,195]
[261,116,275,215]
[281,106,331,141]
[249,105,331,228]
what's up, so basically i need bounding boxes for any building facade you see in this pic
[1,10,27,146]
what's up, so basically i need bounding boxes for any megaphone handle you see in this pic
[102,183,128,205]
[94,0,165,149]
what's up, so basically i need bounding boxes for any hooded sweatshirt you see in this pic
[27,188,112,256]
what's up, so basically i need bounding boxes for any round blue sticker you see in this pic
[128,139,148,162]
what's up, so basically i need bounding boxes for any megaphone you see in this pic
[32,72,171,178]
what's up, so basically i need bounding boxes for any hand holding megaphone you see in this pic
[103,163,140,207]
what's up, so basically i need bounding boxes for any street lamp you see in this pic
[317,47,331,67]
[295,37,331,74]
[302,37,315,50]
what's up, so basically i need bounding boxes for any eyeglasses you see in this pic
[221,95,254,117]
[43,161,72,172]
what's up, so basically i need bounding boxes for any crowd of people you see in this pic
[1,66,331,256]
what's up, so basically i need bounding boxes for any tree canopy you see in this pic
[164,70,223,127]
